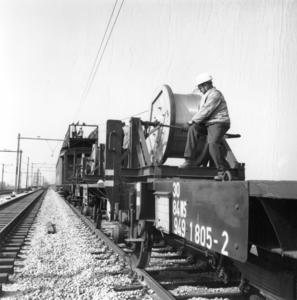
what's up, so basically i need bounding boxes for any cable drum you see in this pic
[146,85,201,164]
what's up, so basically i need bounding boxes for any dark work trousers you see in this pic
[184,123,230,174]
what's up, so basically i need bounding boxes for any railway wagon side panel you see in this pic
[154,179,249,263]
[56,157,63,186]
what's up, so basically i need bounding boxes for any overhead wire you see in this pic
[98,109,149,126]
[121,110,149,121]
[46,140,61,156]
[73,0,125,122]
[80,0,125,117]
[73,0,119,122]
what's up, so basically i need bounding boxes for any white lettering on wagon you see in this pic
[173,199,187,237]
[172,182,229,256]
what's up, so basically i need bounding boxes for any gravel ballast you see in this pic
[2,188,153,300]
[2,188,239,300]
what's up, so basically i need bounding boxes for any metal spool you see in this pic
[147,85,201,164]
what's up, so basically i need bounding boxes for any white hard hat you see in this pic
[196,73,213,86]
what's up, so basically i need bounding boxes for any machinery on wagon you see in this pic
[55,123,107,222]
[57,85,297,300]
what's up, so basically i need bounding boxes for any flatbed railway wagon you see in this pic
[57,85,297,300]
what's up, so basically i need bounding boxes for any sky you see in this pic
[1,0,297,186]
[0,0,126,186]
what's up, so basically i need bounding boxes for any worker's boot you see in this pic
[178,159,196,169]
[214,174,224,181]
[214,171,226,181]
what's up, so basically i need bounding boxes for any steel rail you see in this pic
[134,268,176,300]
[0,189,26,196]
[0,189,43,209]
[64,199,244,300]
[66,201,241,300]
[0,190,14,195]
[64,200,177,300]
[71,208,132,265]
[0,190,45,241]
[0,189,46,293]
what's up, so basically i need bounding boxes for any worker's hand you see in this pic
[153,120,160,127]
[181,123,190,133]
[143,121,149,129]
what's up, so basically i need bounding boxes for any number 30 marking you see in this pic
[173,182,180,198]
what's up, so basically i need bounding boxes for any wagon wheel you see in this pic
[130,227,153,268]
[96,212,103,229]
[95,199,104,229]
[80,203,85,214]
[81,203,90,216]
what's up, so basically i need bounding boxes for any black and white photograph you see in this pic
[1,1,297,299]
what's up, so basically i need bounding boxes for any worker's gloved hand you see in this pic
[181,123,190,133]
[153,120,160,127]
[143,121,149,129]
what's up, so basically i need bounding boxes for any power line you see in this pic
[73,0,125,122]
[74,0,120,122]
[98,109,149,126]
[79,0,125,117]
[45,140,61,157]
[46,140,61,151]
[121,110,149,121]
[73,0,119,122]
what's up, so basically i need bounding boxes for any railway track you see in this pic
[0,190,14,196]
[63,195,246,300]
[0,189,46,293]
[0,189,26,196]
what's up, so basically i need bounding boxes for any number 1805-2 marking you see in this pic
[172,182,229,256]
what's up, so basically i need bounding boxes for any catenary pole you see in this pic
[15,134,20,191]
[26,157,29,189]
[31,163,33,186]
[18,150,22,190]
[1,164,3,190]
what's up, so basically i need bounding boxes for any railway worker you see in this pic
[179,73,230,181]
[122,122,130,150]
[77,127,84,138]
[71,126,77,138]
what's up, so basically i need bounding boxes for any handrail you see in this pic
[108,131,116,152]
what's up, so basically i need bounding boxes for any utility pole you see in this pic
[1,164,3,190]
[36,169,39,186]
[18,150,22,190]
[31,163,55,186]
[1,164,13,189]
[31,163,33,186]
[0,149,19,191]
[13,133,63,190]
[15,133,20,191]
[26,157,29,189]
